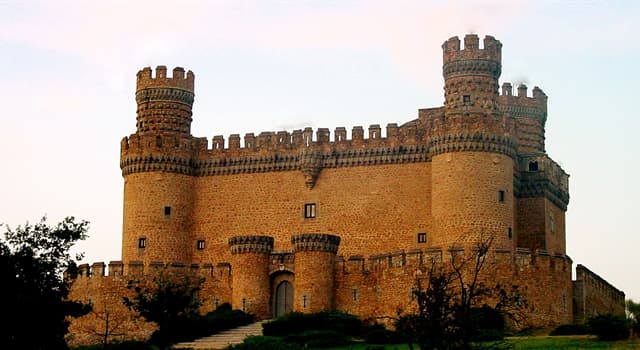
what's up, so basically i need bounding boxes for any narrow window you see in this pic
[508,227,513,240]
[498,190,505,202]
[304,203,316,219]
[138,237,146,249]
[164,206,171,216]
[417,232,427,244]
[303,294,308,308]
[549,212,555,233]
[463,95,471,105]
[528,161,539,171]
[213,297,219,309]
[352,287,359,302]
[197,240,205,250]
[242,298,247,312]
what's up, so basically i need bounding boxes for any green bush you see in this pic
[587,313,630,341]
[364,324,404,344]
[549,323,590,336]
[150,303,254,345]
[72,341,156,350]
[284,330,351,348]
[262,310,362,337]
[226,336,302,350]
[470,305,505,341]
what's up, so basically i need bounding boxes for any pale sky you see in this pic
[1,1,638,301]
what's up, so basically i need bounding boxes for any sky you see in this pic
[0,0,638,301]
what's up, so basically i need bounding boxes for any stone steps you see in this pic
[172,321,266,349]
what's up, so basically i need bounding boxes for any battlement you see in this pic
[442,34,502,79]
[499,82,548,118]
[136,66,194,92]
[74,260,232,279]
[517,154,570,209]
[292,233,341,253]
[337,247,571,275]
[229,235,275,254]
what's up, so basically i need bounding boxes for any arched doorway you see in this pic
[274,280,293,317]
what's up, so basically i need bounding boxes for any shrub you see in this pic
[150,303,254,344]
[587,313,631,341]
[364,325,404,344]
[470,306,505,341]
[284,330,351,348]
[226,336,302,350]
[549,323,590,336]
[262,310,362,337]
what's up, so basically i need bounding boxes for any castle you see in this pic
[68,34,625,345]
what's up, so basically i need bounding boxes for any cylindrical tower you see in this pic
[430,35,516,250]
[292,234,340,313]
[228,235,274,319]
[120,66,196,268]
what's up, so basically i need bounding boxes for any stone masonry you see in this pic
[67,34,624,346]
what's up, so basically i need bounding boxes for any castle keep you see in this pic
[68,34,624,345]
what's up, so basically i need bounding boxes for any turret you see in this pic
[228,236,274,319]
[292,234,340,312]
[135,66,195,136]
[442,34,502,117]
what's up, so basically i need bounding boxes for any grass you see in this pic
[322,336,640,350]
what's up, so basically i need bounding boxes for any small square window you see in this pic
[304,203,316,219]
[164,206,171,216]
[528,161,539,171]
[498,190,505,202]
[417,232,427,243]
[197,240,205,250]
[138,237,146,249]
[463,95,471,104]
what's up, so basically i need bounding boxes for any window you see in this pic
[498,190,505,202]
[352,287,359,302]
[549,212,555,233]
[528,161,539,171]
[303,294,308,308]
[164,206,171,216]
[508,227,513,240]
[417,232,427,243]
[242,298,247,312]
[197,240,205,250]
[304,203,316,219]
[463,95,471,105]
[138,237,146,249]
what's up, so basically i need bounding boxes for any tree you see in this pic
[396,236,524,350]
[626,299,640,337]
[0,216,90,350]
[123,269,204,348]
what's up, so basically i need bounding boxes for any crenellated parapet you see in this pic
[336,247,572,276]
[516,154,570,210]
[229,235,274,254]
[292,233,341,253]
[71,260,232,280]
[442,34,502,78]
[499,83,548,154]
[135,66,195,137]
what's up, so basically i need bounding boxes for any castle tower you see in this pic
[228,236,274,319]
[442,34,501,117]
[430,35,516,250]
[135,66,194,136]
[292,234,340,312]
[120,66,196,268]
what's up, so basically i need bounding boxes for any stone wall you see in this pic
[573,264,626,323]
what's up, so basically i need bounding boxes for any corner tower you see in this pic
[430,35,516,250]
[120,66,197,268]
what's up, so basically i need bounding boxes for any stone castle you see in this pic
[68,34,624,345]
